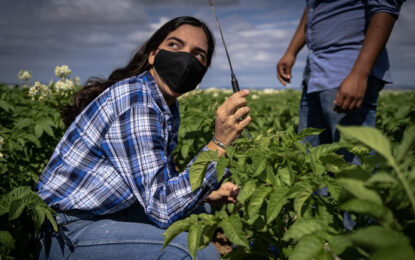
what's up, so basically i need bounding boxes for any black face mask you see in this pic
[153,49,207,94]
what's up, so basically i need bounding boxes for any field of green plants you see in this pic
[0,69,414,259]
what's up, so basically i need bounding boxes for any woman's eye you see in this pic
[168,42,179,49]
[194,52,205,62]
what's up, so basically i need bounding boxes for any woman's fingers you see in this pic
[214,90,251,145]
[231,106,250,123]
[222,90,249,115]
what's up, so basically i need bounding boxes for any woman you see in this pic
[37,16,251,259]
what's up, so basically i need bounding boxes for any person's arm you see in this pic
[102,105,223,228]
[333,12,397,113]
[208,89,251,156]
[205,90,251,202]
[276,6,308,86]
[102,91,251,228]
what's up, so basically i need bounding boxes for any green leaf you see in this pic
[0,186,33,216]
[0,231,15,249]
[336,166,370,181]
[220,215,249,248]
[253,158,267,177]
[0,100,14,112]
[309,143,347,161]
[181,143,190,159]
[337,178,382,205]
[288,234,323,260]
[337,126,396,167]
[278,167,294,186]
[320,153,348,173]
[189,151,218,191]
[9,194,40,220]
[283,218,326,241]
[163,218,192,249]
[187,222,202,259]
[45,210,58,232]
[24,133,41,147]
[347,226,412,252]
[365,172,398,187]
[32,205,46,232]
[0,196,9,216]
[266,187,289,224]
[291,182,314,217]
[326,235,352,255]
[339,198,397,228]
[14,118,33,129]
[200,224,218,248]
[314,248,334,260]
[297,128,324,139]
[247,187,272,219]
[34,124,43,137]
[39,118,55,137]
[216,156,229,181]
[370,246,415,260]
[237,181,256,205]
[225,146,235,161]
[396,125,415,162]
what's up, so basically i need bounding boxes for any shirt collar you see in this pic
[141,71,179,121]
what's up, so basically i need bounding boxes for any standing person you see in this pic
[276,0,404,163]
[37,16,251,259]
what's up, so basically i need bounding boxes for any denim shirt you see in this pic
[304,0,404,93]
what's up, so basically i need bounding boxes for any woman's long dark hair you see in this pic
[61,16,215,128]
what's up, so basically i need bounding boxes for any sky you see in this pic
[1,0,414,90]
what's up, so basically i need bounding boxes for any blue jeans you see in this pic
[298,76,384,164]
[38,202,220,260]
[299,76,384,230]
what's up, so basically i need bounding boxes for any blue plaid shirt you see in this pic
[37,71,220,228]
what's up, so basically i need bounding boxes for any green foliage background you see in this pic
[0,83,414,259]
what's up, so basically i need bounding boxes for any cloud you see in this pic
[150,17,171,30]
[139,0,239,6]
[82,32,116,45]
[39,0,148,24]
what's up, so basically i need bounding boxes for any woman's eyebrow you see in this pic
[166,36,185,45]
[166,36,207,55]
[194,47,207,56]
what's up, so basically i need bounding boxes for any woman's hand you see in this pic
[206,182,240,205]
[214,90,251,146]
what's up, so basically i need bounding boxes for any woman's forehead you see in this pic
[164,24,208,51]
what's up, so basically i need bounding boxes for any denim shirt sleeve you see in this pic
[367,0,405,19]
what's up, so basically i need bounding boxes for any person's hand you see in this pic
[214,90,251,146]
[276,52,296,86]
[333,71,368,113]
[206,182,240,205]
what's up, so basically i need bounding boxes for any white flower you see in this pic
[0,152,3,158]
[251,94,259,100]
[55,79,74,94]
[54,65,72,78]
[18,70,32,82]
[73,76,81,86]
[28,81,51,100]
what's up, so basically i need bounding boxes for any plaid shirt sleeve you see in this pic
[101,103,220,228]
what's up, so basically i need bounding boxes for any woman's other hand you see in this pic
[206,182,240,205]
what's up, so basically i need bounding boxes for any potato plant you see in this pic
[0,80,414,259]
